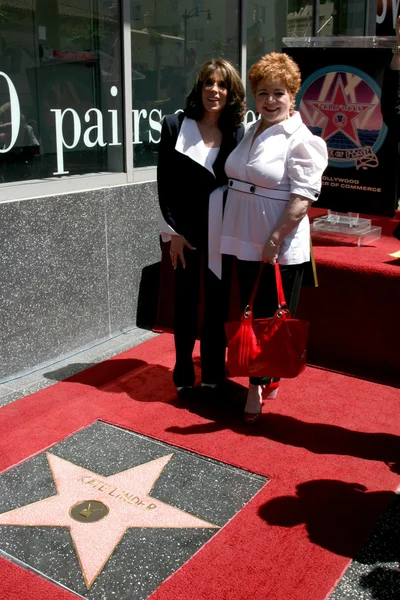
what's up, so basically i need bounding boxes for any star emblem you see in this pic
[306,75,374,146]
[0,453,219,589]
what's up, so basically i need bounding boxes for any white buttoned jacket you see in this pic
[221,112,328,265]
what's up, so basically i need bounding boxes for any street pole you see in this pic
[312,0,320,37]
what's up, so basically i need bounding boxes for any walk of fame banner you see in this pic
[285,47,398,217]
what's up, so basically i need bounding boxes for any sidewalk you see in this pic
[0,327,157,409]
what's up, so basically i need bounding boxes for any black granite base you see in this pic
[0,421,268,600]
[0,181,161,382]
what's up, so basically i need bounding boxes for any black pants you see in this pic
[173,248,228,388]
[236,260,305,386]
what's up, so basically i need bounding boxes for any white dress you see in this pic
[220,112,328,265]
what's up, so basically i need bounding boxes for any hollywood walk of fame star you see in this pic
[306,75,374,147]
[0,453,219,589]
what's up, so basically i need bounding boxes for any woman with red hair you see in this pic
[221,52,328,423]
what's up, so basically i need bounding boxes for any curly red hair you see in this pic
[248,52,301,98]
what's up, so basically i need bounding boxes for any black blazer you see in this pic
[157,113,244,248]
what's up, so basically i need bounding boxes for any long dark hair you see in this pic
[184,59,245,132]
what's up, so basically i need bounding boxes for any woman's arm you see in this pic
[261,132,327,264]
[262,195,311,264]
[157,116,181,232]
[157,116,195,268]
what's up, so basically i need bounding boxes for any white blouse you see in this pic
[204,146,220,164]
[220,112,328,265]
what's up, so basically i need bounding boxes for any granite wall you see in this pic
[0,182,160,381]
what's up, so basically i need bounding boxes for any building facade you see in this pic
[0,0,394,380]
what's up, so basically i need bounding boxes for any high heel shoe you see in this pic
[244,385,263,425]
[243,404,263,425]
[176,386,194,400]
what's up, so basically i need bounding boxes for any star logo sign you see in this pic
[306,75,374,147]
[0,453,219,589]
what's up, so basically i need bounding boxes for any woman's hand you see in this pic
[262,239,279,264]
[170,235,196,269]
[262,195,310,264]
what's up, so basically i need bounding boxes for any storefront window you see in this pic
[287,1,314,37]
[246,1,284,119]
[0,0,123,184]
[131,0,241,167]
[319,0,366,36]
[286,1,368,38]
[376,1,400,35]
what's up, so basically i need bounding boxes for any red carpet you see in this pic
[1,334,400,600]
[298,209,400,386]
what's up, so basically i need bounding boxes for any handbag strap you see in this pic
[246,263,287,314]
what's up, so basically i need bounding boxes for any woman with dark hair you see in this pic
[157,59,245,398]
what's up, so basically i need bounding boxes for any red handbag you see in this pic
[225,263,309,378]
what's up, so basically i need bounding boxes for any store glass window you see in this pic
[376,1,400,35]
[131,0,241,167]
[246,1,285,119]
[287,0,314,37]
[0,0,123,184]
[286,1,368,38]
[319,0,366,35]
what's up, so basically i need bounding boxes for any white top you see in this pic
[204,146,220,164]
[220,112,328,264]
